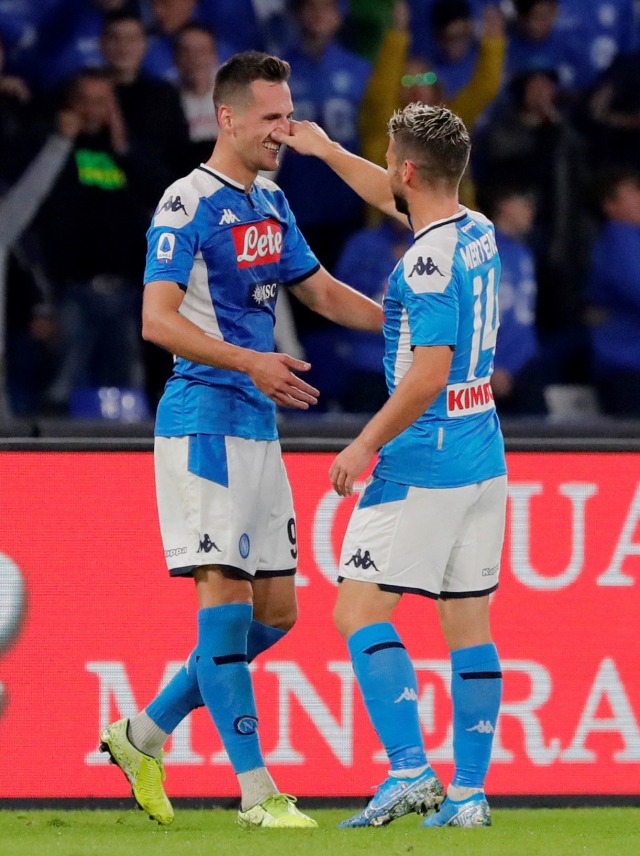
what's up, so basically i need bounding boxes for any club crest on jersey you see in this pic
[232,219,283,268]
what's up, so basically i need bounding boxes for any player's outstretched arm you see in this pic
[329,345,452,496]
[272,120,408,226]
[142,279,319,409]
[290,266,383,332]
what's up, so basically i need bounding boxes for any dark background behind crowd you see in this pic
[1,0,640,423]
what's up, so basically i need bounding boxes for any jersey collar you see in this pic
[197,164,250,194]
[413,208,468,241]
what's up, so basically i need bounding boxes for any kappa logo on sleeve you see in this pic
[158,195,188,216]
[409,256,444,277]
[404,244,451,293]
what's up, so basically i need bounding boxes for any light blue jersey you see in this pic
[374,208,506,488]
[144,165,319,439]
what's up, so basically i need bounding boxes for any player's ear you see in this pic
[218,104,232,131]
[402,160,415,184]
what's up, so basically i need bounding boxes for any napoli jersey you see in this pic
[144,165,319,439]
[375,208,506,488]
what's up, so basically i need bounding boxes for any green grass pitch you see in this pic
[0,807,639,856]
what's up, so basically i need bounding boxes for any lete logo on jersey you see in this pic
[232,219,283,268]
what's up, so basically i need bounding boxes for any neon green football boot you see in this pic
[99,718,174,826]
[237,793,318,829]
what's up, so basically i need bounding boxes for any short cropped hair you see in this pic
[63,66,113,107]
[388,103,471,188]
[213,51,290,112]
[593,166,640,207]
[173,21,217,53]
[431,0,471,31]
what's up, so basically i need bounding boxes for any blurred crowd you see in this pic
[1,0,640,422]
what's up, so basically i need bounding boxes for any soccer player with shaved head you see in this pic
[99,50,382,829]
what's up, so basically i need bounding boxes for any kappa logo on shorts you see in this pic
[346,548,380,572]
[482,563,499,576]
[198,534,221,554]
[164,546,187,558]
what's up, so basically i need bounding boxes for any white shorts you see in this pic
[339,475,507,598]
[155,435,297,578]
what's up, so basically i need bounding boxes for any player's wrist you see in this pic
[323,139,346,164]
[234,345,258,376]
[354,431,379,456]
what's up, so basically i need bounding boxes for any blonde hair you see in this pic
[388,103,471,188]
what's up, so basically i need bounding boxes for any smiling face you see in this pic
[218,78,293,181]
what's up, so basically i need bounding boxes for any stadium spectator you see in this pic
[275,104,506,828]
[99,9,190,195]
[504,0,591,108]
[142,0,233,81]
[277,0,372,272]
[585,167,640,416]
[472,65,592,377]
[407,0,494,63]
[173,22,220,167]
[340,0,398,61]
[0,29,50,181]
[37,68,151,412]
[400,1,506,126]
[24,0,144,92]
[587,49,640,172]
[331,214,412,412]
[198,0,277,54]
[554,0,639,92]
[478,181,547,415]
[1,110,80,417]
[359,0,411,169]
[275,0,373,394]
[0,0,40,77]
[409,0,504,103]
[98,50,382,828]
[99,8,192,407]
[360,2,505,209]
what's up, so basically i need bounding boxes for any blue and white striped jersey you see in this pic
[374,208,507,488]
[144,165,320,439]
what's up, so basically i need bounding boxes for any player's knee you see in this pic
[276,608,297,632]
[258,603,297,632]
